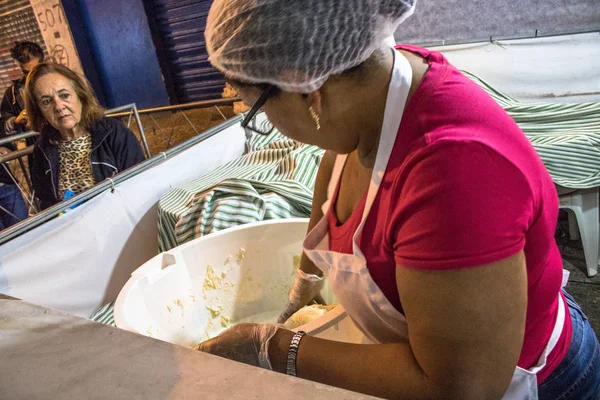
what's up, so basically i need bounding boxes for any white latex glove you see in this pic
[194,323,282,369]
[278,269,324,324]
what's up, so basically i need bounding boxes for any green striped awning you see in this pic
[90,302,115,326]
[464,71,600,190]
[158,118,324,252]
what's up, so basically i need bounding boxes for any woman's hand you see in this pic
[194,323,282,369]
[15,109,27,125]
[278,269,325,324]
[0,147,10,156]
[276,152,335,323]
[4,117,16,133]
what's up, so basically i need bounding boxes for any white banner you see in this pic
[0,123,245,317]
[435,33,600,103]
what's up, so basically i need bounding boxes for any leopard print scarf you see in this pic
[57,132,96,199]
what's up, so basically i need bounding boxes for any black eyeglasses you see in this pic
[241,85,276,136]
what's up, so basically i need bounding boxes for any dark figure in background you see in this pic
[0,145,28,230]
[25,63,145,210]
[0,42,38,229]
[0,41,44,141]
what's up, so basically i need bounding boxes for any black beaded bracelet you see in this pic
[286,331,307,376]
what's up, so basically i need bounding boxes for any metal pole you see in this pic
[214,105,228,121]
[0,131,39,146]
[16,156,33,193]
[179,110,200,135]
[132,104,151,158]
[104,104,138,115]
[126,108,133,128]
[106,98,240,118]
[0,146,34,165]
[148,114,170,144]
[415,26,600,48]
[103,103,152,157]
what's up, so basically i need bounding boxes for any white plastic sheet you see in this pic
[434,33,600,102]
[0,123,245,317]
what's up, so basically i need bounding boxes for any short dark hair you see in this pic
[10,41,44,64]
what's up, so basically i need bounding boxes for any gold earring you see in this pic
[309,107,321,130]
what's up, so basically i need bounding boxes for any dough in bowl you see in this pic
[283,304,338,330]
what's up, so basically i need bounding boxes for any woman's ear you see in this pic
[305,90,322,115]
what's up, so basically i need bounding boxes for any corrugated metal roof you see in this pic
[151,0,225,103]
[0,2,47,89]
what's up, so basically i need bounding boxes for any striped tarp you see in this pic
[91,302,115,326]
[464,71,600,190]
[158,118,324,252]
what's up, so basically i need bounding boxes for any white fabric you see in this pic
[0,124,245,317]
[434,33,600,103]
[504,297,566,400]
[278,269,325,324]
[302,49,567,399]
[383,35,397,47]
[205,0,416,92]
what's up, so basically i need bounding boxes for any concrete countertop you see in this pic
[0,298,376,400]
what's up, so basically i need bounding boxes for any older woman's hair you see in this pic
[24,63,104,137]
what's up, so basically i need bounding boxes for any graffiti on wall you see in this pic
[30,0,83,75]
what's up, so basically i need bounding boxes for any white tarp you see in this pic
[434,33,600,103]
[0,122,245,317]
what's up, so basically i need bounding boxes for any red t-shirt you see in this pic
[328,45,570,383]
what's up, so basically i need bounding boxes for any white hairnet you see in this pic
[205,0,416,93]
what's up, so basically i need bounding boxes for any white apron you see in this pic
[302,49,567,400]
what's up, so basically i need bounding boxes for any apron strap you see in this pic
[352,50,413,254]
[322,49,413,222]
[527,293,567,374]
[322,154,348,214]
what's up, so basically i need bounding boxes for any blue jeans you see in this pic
[538,290,600,399]
[0,183,28,230]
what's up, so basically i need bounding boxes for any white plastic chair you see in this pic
[559,188,599,277]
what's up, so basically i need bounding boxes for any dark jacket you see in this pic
[31,117,146,209]
[1,79,38,172]
[0,79,30,137]
[0,80,22,184]
[0,139,17,185]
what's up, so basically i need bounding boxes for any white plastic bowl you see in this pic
[114,218,368,347]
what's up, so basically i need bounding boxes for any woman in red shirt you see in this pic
[197,1,600,398]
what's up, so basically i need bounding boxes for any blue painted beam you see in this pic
[74,0,170,108]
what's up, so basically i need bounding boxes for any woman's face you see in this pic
[235,84,359,154]
[34,72,83,133]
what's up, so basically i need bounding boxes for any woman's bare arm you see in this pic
[269,251,527,400]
